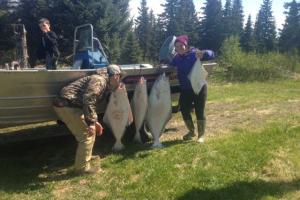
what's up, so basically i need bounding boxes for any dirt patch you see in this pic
[52,182,74,199]
[260,147,298,182]
[94,191,108,199]
[161,99,300,141]
[130,174,141,183]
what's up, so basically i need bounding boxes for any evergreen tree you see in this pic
[199,0,223,51]
[223,0,232,18]
[254,0,277,52]
[240,15,254,52]
[152,15,167,62]
[121,32,142,64]
[16,0,132,66]
[135,0,150,61]
[148,10,160,62]
[231,0,244,36]
[160,0,180,36]
[177,0,199,46]
[278,0,300,53]
[0,0,7,15]
[0,1,10,42]
[221,0,244,40]
[13,0,44,66]
[222,0,233,39]
[104,33,121,64]
[0,0,14,63]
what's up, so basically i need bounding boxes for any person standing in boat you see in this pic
[37,18,60,70]
[170,35,215,143]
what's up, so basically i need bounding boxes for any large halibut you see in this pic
[146,73,172,148]
[131,77,148,143]
[103,83,133,151]
[188,58,208,95]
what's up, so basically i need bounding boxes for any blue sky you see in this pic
[129,0,293,30]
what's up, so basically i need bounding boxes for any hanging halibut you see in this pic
[131,77,148,143]
[188,58,208,95]
[146,73,172,148]
[103,83,133,151]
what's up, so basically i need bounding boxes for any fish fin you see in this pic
[127,100,133,126]
[103,112,110,128]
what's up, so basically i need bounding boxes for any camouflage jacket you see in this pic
[60,74,109,125]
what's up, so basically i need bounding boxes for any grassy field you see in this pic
[0,78,299,200]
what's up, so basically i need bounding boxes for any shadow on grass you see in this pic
[109,139,184,164]
[92,122,183,163]
[177,179,300,200]
[104,123,184,163]
[0,124,114,193]
[0,124,74,192]
[0,123,183,193]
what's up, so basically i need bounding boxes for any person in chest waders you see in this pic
[170,35,215,143]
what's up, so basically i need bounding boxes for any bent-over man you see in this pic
[53,65,122,175]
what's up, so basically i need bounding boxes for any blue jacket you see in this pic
[171,48,215,90]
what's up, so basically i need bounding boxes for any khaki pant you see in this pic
[54,106,96,171]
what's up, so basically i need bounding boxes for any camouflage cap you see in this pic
[107,64,122,77]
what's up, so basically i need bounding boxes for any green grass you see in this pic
[0,79,299,200]
[209,79,300,102]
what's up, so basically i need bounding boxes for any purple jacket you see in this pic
[171,48,215,90]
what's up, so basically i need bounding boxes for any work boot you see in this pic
[182,119,195,140]
[75,166,102,175]
[91,155,100,161]
[197,120,206,143]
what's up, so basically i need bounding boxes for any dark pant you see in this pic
[45,53,58,70]
[179,85,207,122]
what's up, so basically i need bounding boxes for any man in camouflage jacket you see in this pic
[53,65,122,174]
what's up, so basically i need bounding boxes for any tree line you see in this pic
[0,0,299,66]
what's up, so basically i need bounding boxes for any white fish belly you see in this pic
[188,58,208,95]
[132,81,148,131]
[146,74,172,145]
[104,87,131,149]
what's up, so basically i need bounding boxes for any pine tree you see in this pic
[222,0,233,39]
[152,15,167,62]
[223,0,232,18]
[15,0,47,66]
[278,0,300,53]
[254,0,277,52]
[160,0,180,36]
[15,0,132,66]
[176,0,199,46]
[231,0,244,36]
[121,32,142,64]
[240,15,254,52]
[222,0,244,39]
[135,0,150,61]
[104,33,121,64]
[0,1,10,39]
[199,0,223,51]
[0,0,8,15]
[0,0,15,63]
[148,10,160,62]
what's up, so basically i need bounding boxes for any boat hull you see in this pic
[0,65,179,127]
